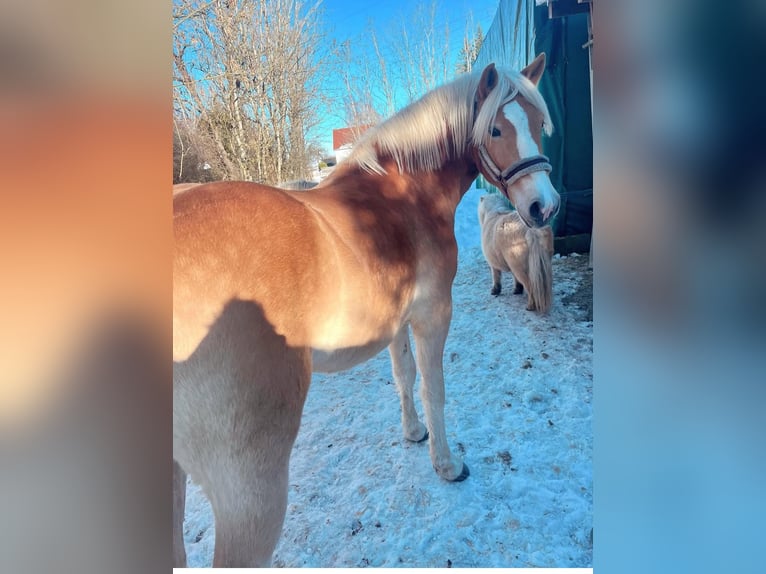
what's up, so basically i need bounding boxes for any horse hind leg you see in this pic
[207,426,299,567]
[388,324,428,442]
[173,460,188,568]
[174,300,311,567]
[190,353,309,567]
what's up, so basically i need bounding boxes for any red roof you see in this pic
[332,125,372,150]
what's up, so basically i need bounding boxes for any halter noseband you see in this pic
[476,90,552,189]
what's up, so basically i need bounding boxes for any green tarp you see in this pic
[533,5,593,238]
[473,1,593,242]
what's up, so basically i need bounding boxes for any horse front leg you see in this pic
[411,303,469,482]
[173,460,188,568]
[388,324,428,443]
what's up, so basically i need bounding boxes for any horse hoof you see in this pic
[451,463,470,482]
[405,428,428,443]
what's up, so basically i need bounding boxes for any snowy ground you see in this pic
[181,186,593,568]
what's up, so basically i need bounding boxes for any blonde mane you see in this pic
[349,65,553,175]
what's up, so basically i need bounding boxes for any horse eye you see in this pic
[490,126,501,137]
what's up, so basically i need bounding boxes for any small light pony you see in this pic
[173,55,558,567]
[478,193,554,313]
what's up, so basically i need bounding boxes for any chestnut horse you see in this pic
[173,55,558,567]
[478,193,554,313]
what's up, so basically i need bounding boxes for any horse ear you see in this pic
[521,53,546,86]
[477,63,499,103]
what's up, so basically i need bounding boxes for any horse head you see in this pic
[472,55,560,228]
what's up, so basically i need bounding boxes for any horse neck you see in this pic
[327,150,479,218]
[401,153,480,215]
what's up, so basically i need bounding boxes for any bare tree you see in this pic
[331,0,455,126]
[173,116,189,182]
[456,22,484,75]
[173,114,221,184]
[173,0,326,183]
[389,1,452,102]
[333,38,383,133]
[368,29,396,118]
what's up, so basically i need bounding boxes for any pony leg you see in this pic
[388,325,428,442]
[173,460,188,568]
[411,306,469,482]
[490,267,502,296]
[524,228,553,313]
[513,278,524,294]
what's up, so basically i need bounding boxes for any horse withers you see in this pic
[478,193,554,313]
[173,54,558,567]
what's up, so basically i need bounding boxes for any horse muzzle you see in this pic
[502,170,560,228]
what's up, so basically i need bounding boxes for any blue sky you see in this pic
[319,0,498,42]
[310,0,500,153]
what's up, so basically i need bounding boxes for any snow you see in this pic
[181,185,593,570]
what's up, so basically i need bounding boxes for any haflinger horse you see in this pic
[478,193,554,313]
[173,54,558,567]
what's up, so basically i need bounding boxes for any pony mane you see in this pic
[349,65,553,175]
[481,192,514,214]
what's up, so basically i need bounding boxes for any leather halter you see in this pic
[476,90,552,189]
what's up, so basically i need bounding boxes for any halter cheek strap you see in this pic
[478,147,552,187]
[476,89,552,189]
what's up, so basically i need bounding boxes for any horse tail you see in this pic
[525,227,553,313]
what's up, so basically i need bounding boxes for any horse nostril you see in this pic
[529,201,544,226]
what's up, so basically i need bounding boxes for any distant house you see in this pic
[332,125,372,164]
